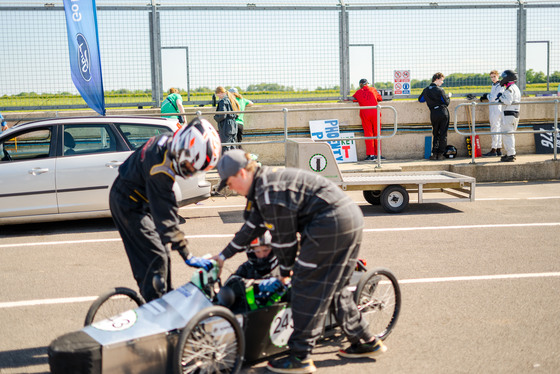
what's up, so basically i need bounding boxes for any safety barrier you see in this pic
[454,100,559,163]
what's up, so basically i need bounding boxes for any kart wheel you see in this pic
[174,306,244,374]
[353,268,401,341]
[84,287,145,326]
[363,190,381,205]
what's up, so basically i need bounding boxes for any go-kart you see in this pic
[48,260,401,374]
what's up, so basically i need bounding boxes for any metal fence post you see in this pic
[149,1,163,107]
[338,1,350,100]
[517,1,527,93]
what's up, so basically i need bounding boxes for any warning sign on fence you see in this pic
[394,70,411,95]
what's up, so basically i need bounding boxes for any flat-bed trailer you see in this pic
[286,139,475,213]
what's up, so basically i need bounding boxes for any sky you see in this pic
[0,0,558,97]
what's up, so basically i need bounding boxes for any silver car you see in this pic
[0,116,211,225]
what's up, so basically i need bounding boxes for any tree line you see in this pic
[4,70,558,97]
[373,70,560,90]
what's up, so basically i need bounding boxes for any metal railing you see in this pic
[193,104,398,169]
[454,100,559,163]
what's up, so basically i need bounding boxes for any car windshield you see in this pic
[1,128,51,161]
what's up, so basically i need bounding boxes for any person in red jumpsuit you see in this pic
[353,79,383,161]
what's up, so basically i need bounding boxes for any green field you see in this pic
[1,83,558,112]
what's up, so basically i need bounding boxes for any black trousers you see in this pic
[236,123,244,144]
[430,107,449,154]
[289,201,373,356]
[109,178,172,302]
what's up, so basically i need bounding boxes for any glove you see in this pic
[185,256,213,272]
[496,92,503,101]
[258,278,283,293]
[448,92,453,98]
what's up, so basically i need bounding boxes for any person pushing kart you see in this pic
[110,118,221,302]
[211,149,386,374]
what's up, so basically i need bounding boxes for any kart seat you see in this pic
[64,131,76,155]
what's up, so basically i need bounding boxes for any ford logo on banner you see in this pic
[76,33,91,82]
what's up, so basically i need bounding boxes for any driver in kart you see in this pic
[219,231,285,312]
[234,230,279,279]
[110,118,221,302]
[212,149,386,374]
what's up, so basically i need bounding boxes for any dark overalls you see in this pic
[109,134,190,302]
[221,167,373,356]
[419,83,451,155]
[214,97,238,154]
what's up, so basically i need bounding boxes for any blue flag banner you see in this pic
[63,0,105,115]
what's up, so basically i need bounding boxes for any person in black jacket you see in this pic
[212,150,386,374]
[109,118,221,302]
[418,72,452,160]
[214,86,240,154]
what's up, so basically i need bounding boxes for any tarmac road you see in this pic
[1,180,559,374]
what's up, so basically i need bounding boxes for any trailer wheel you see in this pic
[174,306,244,374]
[84,287,145,326]
[363,190,382,205]
[381,185,409,213]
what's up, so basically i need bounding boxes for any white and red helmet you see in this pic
[250,231,272,248]
[170,118,221,177]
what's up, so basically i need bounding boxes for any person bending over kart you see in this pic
[212,149,386,374]
[110,118,221,302]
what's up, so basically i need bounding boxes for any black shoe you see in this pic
[500,155,516,162]
[496,149,502,156]
[338,338,387,358]
[267,355,316,373]
[380,155,386,160]
[364,155,377,161]
[483,150,497,157]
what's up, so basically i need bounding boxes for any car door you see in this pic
[0,126,58,217]
[55,124,131,213]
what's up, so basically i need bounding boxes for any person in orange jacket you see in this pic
[352,79,383,161]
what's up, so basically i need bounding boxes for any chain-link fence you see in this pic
[1,0,559,111]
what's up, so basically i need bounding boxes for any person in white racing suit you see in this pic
[211,150,386,374]
[483,70,505,156]
[109,118,221,302]
[497,70,521,162]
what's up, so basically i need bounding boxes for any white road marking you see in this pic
[0,296,97,308]
[186,197,560,208]
[2,272,559,309]
[0,238,121,248]
[399,272,560,284]
[1,222,559,249]
[180,204,245,210]
[363,222,560,233]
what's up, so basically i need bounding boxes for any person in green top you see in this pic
[229,87,254,146]
[161,87,186,124]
